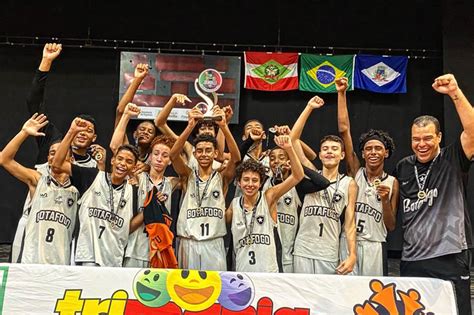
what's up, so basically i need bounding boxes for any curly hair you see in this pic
[358,129,396,158]
[236,159,267,182]
[150,134,176,150]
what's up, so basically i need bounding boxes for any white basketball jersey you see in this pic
[125,173,173,261]
[73,154,98,168]
[232,192,278,272]
[263,178,301,266]
[178,171,226,240]
[354,168,395,242]
[294,174,351,262]
[21,175,79,265]
[75,172,133,267]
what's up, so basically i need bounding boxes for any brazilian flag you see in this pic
[299,54,355,93]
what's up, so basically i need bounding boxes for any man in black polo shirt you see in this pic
[396,74,474,315]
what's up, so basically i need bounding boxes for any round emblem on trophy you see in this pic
[198,69,222,93]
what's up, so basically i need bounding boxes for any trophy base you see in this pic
[202,116,222,122]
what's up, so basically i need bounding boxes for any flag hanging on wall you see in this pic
[299,54,355,93]
[244,52,299,91]
[354,55,408,93]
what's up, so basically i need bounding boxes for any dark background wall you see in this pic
[0,0,468,249]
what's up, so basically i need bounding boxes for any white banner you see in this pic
[0,264,456,314]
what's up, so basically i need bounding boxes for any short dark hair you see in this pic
[236,159,267,182]
[78,114,97,133]
[193,120,219,137]
[320,135,345,151]
[358,129,396,158]
[244,119,264,129]
[137,120,158,136]
[413,115,441,134]
[193,134,218,148]
[116,144,139,163]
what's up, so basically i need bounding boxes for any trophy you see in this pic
[194,69,223,121]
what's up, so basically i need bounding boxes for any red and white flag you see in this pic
[244,52,299,91]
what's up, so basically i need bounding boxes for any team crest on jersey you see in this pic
[120,200,127,208]
[257,215,265,225]
[284,196,292,205]
[54,196,63,205]
[212,190,220,199]
[333,193,343,203]
[67,198,74,207]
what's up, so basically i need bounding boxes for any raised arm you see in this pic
[154,94,193,157]
[2,114,48,193]
[336,77,360,177]
[114,63,149,128]
[169,108,203,180]
[51,118,90,175]
[337,179,358,275]
[377,178,399,232]
[215,107,241,188]
[290,96,324,141]
[216,105,234,162]
[265,135,304,220]
[432,74,474,159]
[110,103,141,155]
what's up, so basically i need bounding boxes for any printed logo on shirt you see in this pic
[40,193,48,198]
[333,192,343,203]
[284,196,292,206]
[67,198,75,207]
[257,215,265,225]
[403,188,438,213]
[212,190,220,199]
[120,200,127,209]
[54,196,63,205]
[94,191,101,197]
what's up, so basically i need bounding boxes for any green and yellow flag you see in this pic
[299,54,355,93]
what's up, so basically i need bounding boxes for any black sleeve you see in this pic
[27,70,63,165]
[239,137,254,158]
[71,164,100,196]
[296,166,330,199]
[445,138,472,173]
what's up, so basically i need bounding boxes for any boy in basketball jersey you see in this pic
[12,43,105,263]
[336,77,399,276]
[52,118,142,267]
[169,106,241,271]
[291,96,358,275]
[114,62,160,165]
[264,125,330,273]
[226,135,304,273]
[111,103,180,267]
[2,113,78,265]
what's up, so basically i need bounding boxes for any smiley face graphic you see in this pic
[218,272,255,311]
[167,269,222,311]
[133,269,170,307]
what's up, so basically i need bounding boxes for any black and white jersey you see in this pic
[263,178,301,266]
[75,171,134,267]
[73,152,97,169]
[125,173,173,261]
[396,139,472,261]
[232,192,279,272]
[294,174,352,262]
[354,168,395,242]
[20,175,79,265]
[177,171,226,240]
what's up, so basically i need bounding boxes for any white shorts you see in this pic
[293,255,338,274]
[11,213,28,263]
[340,237,383,276]
[123,257,149,268]
[282,263,294,273]
[178,237,227,271]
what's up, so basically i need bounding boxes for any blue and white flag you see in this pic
[354,55,408,93]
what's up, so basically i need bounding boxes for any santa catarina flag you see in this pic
[299,54,355,93]
[244,52,298,91]
[354,55,408,93]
